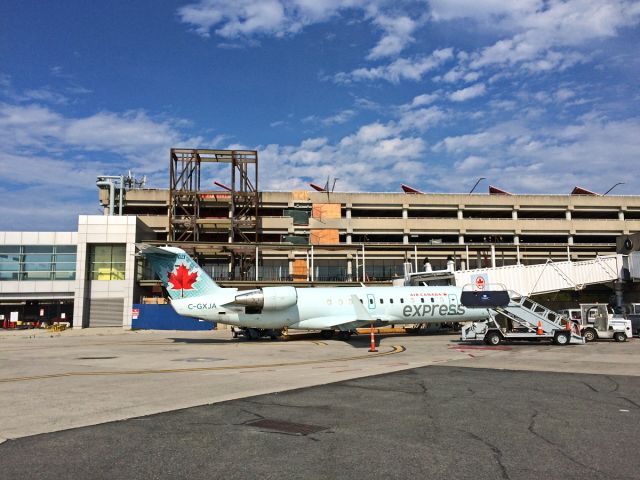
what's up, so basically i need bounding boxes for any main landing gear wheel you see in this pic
[245,328,260,340]
[553,331,570,346]
[320,330,335,339]
[484,331,502,346]
[338,331,352,341]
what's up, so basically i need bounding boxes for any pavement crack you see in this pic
[581,381,599,392]
[340,382,423,395]
[460,429,510,480]
[418,380,428,395]
[255,429,306,437]
[618,396,640,409]
[242,399,331,410]
[605,376,620,393]
[236,408,265,425]
[527,410,623,478]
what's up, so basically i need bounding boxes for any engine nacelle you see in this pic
[262,286,298,310]
[234,286,298,311]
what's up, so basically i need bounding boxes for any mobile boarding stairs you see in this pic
[460,285,584,346]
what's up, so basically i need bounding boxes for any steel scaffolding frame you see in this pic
[169,148,259,243]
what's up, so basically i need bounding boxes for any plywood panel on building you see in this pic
[310,229,339,245]
[312,203,341,219]
[292,259,308,282]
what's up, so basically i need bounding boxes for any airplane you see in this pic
[138,245,490,340]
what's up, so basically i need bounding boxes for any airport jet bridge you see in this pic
[405,255,623,296]
[460,286,585,345]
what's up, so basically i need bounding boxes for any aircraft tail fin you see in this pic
[137,244,221,300]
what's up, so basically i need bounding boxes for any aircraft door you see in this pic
[367,294,376,310]
[448,294,458,315]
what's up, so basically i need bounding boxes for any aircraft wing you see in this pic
[292,316,371,331]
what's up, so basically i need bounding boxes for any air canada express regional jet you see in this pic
[139,245,490,338]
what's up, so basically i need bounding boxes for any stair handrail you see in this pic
[506,290,567,327]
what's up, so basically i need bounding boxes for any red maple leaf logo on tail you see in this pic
[168,264,198,298]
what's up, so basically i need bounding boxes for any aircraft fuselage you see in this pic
[170,285,489,330]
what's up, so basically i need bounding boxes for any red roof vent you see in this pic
[571,186,598,195]
[489,185,512,195]
[213,181,232,191]
[309,183,327,192]
[401,183,423,194]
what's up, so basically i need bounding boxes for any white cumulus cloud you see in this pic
[367,14,419,60]
[335,48,454,83]
[449,83,486,102]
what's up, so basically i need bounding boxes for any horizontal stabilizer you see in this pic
[135,244,184,257]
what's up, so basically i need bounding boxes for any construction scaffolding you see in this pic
[169,148,259,243]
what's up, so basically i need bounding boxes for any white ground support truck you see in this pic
[460,286,584,346]
[618,303,640,338]
[558,304,632,342]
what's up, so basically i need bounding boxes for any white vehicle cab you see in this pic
[620,303,640,337]
[559,304,632,342]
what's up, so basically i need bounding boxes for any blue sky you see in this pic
[1,0,639,230]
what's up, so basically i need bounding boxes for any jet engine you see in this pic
[234,286,298,310]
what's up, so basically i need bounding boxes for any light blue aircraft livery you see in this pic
[139,245,489,338]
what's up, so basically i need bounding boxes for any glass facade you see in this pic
[0,246,21,280]
[89,244,126,280]
[314,260,348,282]
[0,245,77,281]
[365,259,404,281]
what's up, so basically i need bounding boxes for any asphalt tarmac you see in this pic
[1,365,638,480]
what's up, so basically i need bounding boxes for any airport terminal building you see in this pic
[2,149,640,328]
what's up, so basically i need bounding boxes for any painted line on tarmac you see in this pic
[0,339,328,352]
[0,345,405,383]
[448,345,513,351]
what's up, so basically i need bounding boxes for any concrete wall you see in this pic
[73,215,156,329]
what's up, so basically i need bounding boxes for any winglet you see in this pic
[350,295,373,321]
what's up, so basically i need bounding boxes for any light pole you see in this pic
[469,177,486,194]
[603,182,624,195]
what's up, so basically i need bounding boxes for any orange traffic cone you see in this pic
[536,321,543,335]
[368,323,378,353]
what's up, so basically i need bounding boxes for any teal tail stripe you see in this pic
[138,245,220,300]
